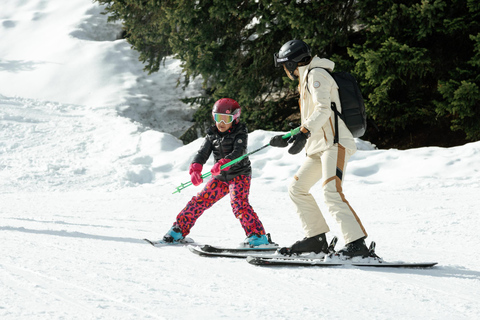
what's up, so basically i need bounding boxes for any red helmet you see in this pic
[212,98,241,124]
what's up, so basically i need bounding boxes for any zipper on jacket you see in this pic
[216,133,228,179]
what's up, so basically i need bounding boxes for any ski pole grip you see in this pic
[281,127,300,139]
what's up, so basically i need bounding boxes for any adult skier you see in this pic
[271,39,369,258]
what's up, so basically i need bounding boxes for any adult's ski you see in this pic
[246,241,437,268]
[246,256,437,268]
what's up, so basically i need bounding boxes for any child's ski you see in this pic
[188,244,279,258]
[188,236,338,259]
[143,237,195,247]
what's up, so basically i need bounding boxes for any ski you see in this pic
[187,237,437,268]
[189,236,338,259]
[188,244,279,258]
[246,256,437,268]
[246,256,342,266]
[143,237,195,247]
[199,243,279,253]
[246,241,437,268]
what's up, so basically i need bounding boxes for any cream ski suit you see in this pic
[289,56,367,244]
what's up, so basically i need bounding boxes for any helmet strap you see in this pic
[284,61,298,80]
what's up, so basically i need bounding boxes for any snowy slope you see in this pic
[1,1,480,319]
[0,0,201,137]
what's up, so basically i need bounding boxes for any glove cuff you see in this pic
[218,158,230,165]
[301,128,311,138]
[189,163,203,175]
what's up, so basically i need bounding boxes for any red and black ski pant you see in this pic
[174,175,266,237]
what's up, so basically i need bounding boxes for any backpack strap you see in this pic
[306,67,340,144]
[331,102,340,144]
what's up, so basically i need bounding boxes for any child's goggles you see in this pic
[213,113,234,124]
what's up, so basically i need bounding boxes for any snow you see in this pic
[1,1,480,319]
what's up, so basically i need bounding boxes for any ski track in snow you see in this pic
[1,184,480,319]
[2,89,480,320]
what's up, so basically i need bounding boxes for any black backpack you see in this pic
[307,68,367,143]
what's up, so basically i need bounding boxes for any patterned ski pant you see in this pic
[174,175,265,237]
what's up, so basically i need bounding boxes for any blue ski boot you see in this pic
[244,234,270,247]
[163,225,185,243]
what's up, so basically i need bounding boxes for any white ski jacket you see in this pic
[297,56,357,155]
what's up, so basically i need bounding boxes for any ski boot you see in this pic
[279,233,329,256]
[163,225,185,243]
[334,237,370,259]
[243,233,271,247]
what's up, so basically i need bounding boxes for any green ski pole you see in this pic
[172,127,300,194]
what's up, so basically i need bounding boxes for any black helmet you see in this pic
[274,40,312,79]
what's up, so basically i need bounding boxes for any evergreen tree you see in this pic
[350,0,480,143]
[95,0,361,139]
[96,0,478,146]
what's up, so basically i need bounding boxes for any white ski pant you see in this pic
[288,144,367,244]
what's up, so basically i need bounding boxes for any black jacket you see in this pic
[192,122,251,182]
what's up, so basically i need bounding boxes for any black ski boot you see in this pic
[279,233,328,255]
[335,237,370,259]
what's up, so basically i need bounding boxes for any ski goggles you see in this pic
[274,53,289,68]
[213,113,235,124]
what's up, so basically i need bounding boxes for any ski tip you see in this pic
[143,238,156,246]
[187,245,199,253]
[246,256,263,265]
[415,262,438,268]
[352,261,438,268]
[189,245,217,257]
[199,245,220,253]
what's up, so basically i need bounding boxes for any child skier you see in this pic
[163,98,271,247]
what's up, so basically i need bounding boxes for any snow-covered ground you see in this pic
[1,1,480,319]
[0,0,201,137]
